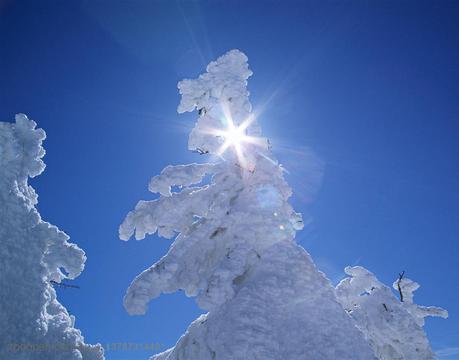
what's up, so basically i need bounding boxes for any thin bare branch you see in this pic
[50,280,80,289]
[397,271,405,302]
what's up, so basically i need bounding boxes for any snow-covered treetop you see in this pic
[178,50,266,166]
[392,276,448,327]
[336,266,448,325]
[178,49,253,116]
[120,50,303,315]
[336,266,447,360]
[0,113,46,182]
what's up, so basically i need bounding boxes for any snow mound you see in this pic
[150,243,376,360]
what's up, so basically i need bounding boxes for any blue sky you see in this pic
[1,1,458,359]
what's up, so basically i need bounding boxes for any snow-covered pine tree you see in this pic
[120,50,376,359]
[336,266,447,360]
[0,114,104,360]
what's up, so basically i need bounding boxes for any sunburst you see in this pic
[206,103,266,168]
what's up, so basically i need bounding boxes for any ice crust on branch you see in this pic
[336,266,448,360]
[120,50,376,360]
[0,114,104,360]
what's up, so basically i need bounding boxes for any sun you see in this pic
[222,120,247,150]
[199,101,267,169]
[215,114,266,170]
[216,115,251,158]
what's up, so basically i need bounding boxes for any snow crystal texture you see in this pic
[0,114,104,359]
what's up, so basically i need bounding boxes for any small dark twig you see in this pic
[50,280,80,289]
[194,148,209,155]
[397,271,405,302]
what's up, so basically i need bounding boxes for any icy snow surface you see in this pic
[120,50,376,360]
[0,114,104,359]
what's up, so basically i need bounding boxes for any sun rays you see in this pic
[208,104,266,168]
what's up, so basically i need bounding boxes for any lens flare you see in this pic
[214,114,259,168]
[199,102,268,169]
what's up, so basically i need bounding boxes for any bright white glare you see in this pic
[200,102,268,168]
[213,114,263,168]
[216,116,252,154]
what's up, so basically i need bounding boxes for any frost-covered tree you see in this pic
[120,50,376,359]
[0,114,104,360]
[336,266,447,360]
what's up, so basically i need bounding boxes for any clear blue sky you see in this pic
[1,1,458,359]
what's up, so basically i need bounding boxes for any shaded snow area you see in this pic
[336,266,447,360]
[0,114,104,359]
[120,50,378,360]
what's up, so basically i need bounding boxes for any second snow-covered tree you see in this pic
[0,114,104,360]
[336,266,447,360]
